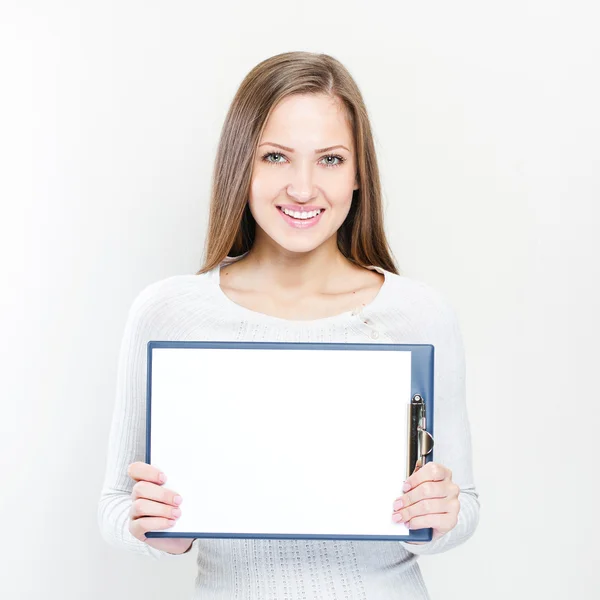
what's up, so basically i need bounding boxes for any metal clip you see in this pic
[407,393,434,477]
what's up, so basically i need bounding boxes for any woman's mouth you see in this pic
[276,206,325,229]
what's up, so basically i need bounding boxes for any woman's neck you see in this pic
[229,240,359,296]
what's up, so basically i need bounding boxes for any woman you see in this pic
[98,51,480,598]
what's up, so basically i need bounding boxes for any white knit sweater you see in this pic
[98,257,480,599]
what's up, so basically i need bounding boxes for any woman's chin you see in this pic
[267,232,327,255]
[278,240,323,254]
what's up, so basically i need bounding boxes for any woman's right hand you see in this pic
[127,461,194,555]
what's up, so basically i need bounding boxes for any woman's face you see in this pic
[248,93,359,254]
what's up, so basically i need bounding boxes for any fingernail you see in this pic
[174,495,183,505]
[402,482,411,492]
[172,508,181,518]
[159,473,166,484]
[393,499,403,510]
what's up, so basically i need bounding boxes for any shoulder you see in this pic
[380,271,462,335]
[126,271,216,322]
[384,271,458,315]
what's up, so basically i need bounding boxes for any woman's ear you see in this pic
[353,174,360,190]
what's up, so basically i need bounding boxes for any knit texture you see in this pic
[98,257,480,599]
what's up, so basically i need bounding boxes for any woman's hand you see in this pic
[391,461,460,542]
[127,461,194,555]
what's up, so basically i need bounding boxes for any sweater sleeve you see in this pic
[97,282,190,560]
[399,297,480,555]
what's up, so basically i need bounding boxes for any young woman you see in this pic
[98,51,479,599]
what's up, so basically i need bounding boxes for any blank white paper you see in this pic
[148,345,411,538]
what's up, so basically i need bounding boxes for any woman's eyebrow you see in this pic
[258,142,350,153]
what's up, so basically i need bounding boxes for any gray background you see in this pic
[2,1,598,598]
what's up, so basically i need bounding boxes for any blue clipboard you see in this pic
[145,341,435,543]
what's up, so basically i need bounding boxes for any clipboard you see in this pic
[144,341,435,543]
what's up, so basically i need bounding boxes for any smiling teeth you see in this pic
[281,208,322,219]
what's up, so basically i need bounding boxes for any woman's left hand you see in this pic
[391,461,460,541]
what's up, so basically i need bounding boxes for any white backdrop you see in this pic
[2,1,599,598]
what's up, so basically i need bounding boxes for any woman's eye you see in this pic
[263,152,286,164]
[320,154,344,167]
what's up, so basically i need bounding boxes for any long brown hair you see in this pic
[196,51,399,276]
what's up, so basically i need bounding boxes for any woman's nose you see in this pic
[286,184,315,201]
[286,164,317,201]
